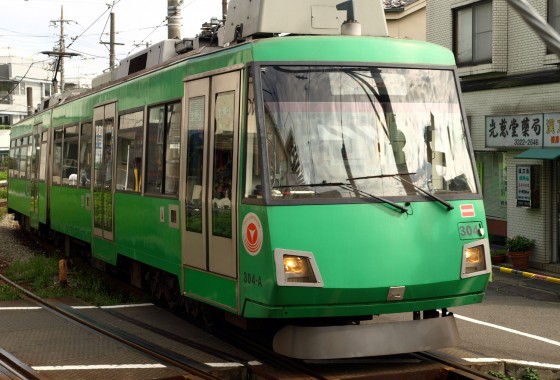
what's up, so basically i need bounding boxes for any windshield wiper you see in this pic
[348,173,454,211]
[273,181,345,189]
[274,181,408,214]
[338,183,408,213]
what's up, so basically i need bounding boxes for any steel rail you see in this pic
[0,347,44,380]
[0,272,221,380]
[413,351,498,380]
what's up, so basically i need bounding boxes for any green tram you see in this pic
[8,0,491,359]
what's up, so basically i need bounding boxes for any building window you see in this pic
[454,1,493,66]
[43,83,52,98]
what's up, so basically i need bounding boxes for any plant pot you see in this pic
[508,250,530,270]
[491,254,506,265]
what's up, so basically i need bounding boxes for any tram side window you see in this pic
[185,96,205,233]
[145,102,181,196]
[116,111,143,192]
[79,123,92,187]
[39,131,48,181]
[9,139,16,177]
[26,135,33,179]
[244,75,261,199]
[18,137,28,179]
[62,125,79,186]
[52,129,63,185]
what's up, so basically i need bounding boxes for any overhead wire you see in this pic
[0,58,51,103]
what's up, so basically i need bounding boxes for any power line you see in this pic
[0,59,51,103]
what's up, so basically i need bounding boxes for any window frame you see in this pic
[145,100,182,197]
[453,0,493,67]
[116,109,144,193]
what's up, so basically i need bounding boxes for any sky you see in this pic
[0,0,224,87]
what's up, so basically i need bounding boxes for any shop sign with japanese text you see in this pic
[543,113,560,147]
[486,114,543,148]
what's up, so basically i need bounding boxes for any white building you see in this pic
[0,54,53,126]
[427,0,560,273]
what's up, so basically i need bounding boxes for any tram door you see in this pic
[92,103,116,241]
[29,123,41,229]
[182,71,240,278]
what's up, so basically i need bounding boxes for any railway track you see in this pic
[0,347,44,380]
[0,272,236,380]
[1,228,499,379]
[1,264,499,380]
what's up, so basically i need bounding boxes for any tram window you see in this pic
[26,137,33,179]
[39,131,48,181]
[212,91,234,238]
[52,129,63,185]
[62,125,79,186]
[116,111,143,192]
[78,123,92,187]
[165,103,181,195]
[244,76,262,199]
[18,138,27,179]
[185,96,205,233]
[9,139,16,177]
[29,135,36,180]
[145,101,181,196]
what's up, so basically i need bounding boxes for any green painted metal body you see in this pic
[8,35,490,320]
[238,201,488,318]
[114,193,181,276]
[50,186,91,243]
[7,178,30,216]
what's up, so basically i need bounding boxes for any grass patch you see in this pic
[0,284,20,300]
[2,255,142,305]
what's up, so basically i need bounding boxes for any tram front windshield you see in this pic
[259,65,477,200]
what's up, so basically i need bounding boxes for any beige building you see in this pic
[426,0,560,273]
[385,0,426,40]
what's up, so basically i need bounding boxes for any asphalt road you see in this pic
[450,269,560,367]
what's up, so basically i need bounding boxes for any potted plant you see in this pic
[490,249,507,265]
[505,235,535,270]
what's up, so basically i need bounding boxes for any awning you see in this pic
[514,148,560,160]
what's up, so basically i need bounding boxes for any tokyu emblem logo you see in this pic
[242,213,263,256]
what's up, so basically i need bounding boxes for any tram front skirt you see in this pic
[273,315,460,359]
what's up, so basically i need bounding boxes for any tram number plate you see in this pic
[243,272,263,287]
[458,222,483,240]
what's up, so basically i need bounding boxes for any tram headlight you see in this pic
[461,240,491,278]
[274,249,323,287]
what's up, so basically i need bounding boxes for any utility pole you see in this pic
[45,5,78,93]
[167,0,182,39]
[222,0,228,20]
[100,12,124,70]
